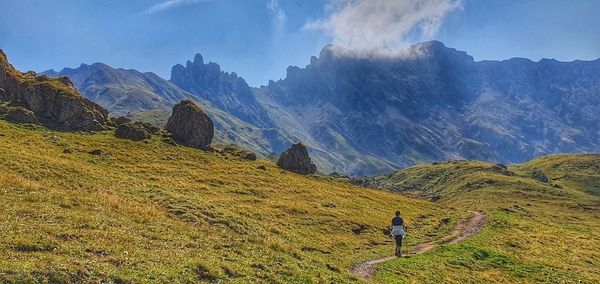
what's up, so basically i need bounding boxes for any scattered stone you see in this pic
[276,143,317,175]
[141,122,160,134]
[431,195,441,202]
[491,164,515,176]
[5,106,38,124]
[165,100,214,149]
[113,116,132,126]
[115,122,150,141]
[88,149,103,155]
[257,165,267,171]
[63,149,73,154]
[222,145,257,161]
[531,168,550,183]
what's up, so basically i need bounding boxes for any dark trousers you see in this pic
[394,235,403,247]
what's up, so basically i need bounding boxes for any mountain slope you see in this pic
[42,64,292,157]
[43,63,191,117]
[170,54,273,128]
[358,154,600,283]
[1,119,598,283]
[0,120,453,283]
[260,42,600,176]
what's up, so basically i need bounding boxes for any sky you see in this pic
[1,0,600,86]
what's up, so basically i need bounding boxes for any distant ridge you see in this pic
[43,42,600,176]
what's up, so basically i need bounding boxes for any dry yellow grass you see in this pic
[0,120,455,283]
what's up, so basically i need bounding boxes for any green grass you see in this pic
[1,119,598,283]
[0,120,455,283]
[372,155,600,283]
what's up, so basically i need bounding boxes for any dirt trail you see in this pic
[349,211,486,280]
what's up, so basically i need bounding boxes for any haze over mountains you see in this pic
[44,41,600,176]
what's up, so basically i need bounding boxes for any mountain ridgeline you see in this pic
[44,42,600,176]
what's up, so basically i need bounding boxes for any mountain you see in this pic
[259,41,600,176]
[41,42,600,176]
[43,63,191,117]
[43,64,291,156]
[0,50,108,130]
[170,54,273,128]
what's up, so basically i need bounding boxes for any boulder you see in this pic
[0,49,108,131]
[5,106,38,124]
[140,122,160,134]
[276,143,317,174]
[531,168,550,183]
[165,100,214,149]
[115,122,150,141]
[113,116,132,126]
[222,145,257,161]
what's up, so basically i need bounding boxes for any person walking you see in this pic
[390,210,407,257]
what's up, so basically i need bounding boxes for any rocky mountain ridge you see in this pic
[39,42,600,176]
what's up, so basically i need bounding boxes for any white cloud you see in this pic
[140,0,210,15]
[267,0,287,32]
[304,0,463,50]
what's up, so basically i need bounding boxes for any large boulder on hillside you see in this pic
[115,122,150,141]
[277,143,317,174]
[0,50,108,131]
[165,100,214,149]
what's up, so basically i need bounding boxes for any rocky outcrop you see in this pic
[0,50,108,130]
[277,143,317,174]
[115,122,151,141]
[5,106,38,124]
[165,100,214,149]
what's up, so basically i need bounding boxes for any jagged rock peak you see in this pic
[193,54,204,65]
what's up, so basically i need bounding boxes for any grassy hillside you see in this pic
[0,120,457,283]
[368,156,600,283]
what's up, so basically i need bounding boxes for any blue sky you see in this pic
[1,0,600,86]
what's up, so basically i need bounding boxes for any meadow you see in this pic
[0,119,598,283]
[0,120,455,283]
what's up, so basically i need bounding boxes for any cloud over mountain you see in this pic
[304,0,463,50]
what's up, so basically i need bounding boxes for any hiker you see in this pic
[390,210,407,257]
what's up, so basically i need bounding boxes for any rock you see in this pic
[257,165,267,171]
[276,143,317,174]
[0,50,108,130]
[115,123,150,141]
[165,100,214,149]
[5,106,38,124]
[63,149,73,154]
[88,149,103,155]
[491,164,515,176]
[140,122,160,134]
[113,116,132,126]
[222,145,257,161]
[531,168,550,183]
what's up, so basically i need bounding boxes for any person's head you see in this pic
[395,210,401,216]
